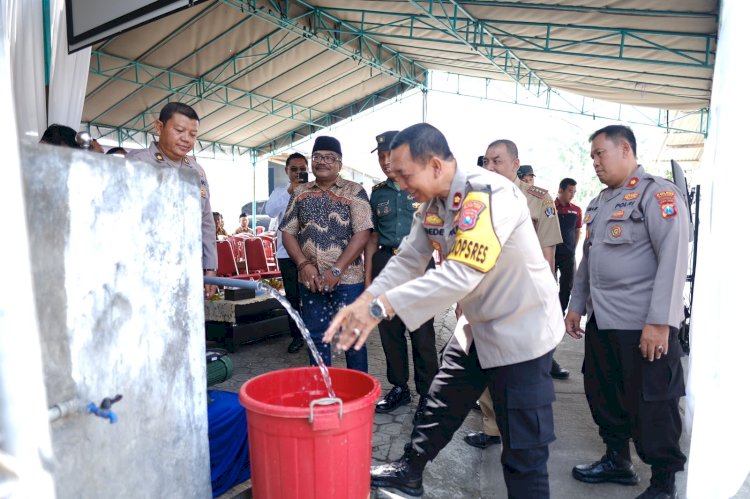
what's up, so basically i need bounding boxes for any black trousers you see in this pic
[555,252,575,313]
[278,258,301,339]
[583,316,686,472]
[410,334,555,498]
[372,248,438,396]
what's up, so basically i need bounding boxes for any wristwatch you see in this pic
[369,297,389,321]
[331,266,342,277]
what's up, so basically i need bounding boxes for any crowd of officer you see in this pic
[117,101,687,498]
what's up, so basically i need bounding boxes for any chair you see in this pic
[257,235,279,271]
[255,226,265,235]
[243,237,281,278]
[216,240,259,280]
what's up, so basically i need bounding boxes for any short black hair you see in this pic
[159,102,200,124]
[286,152,308,167]
[212,212,223,218]
[239,213,248,219]
[390,123,454,164]
[106,147,127,155]
[559,178,577,190]
[589,125,637,158]
[486,139,519,160]
[40,124,80,148]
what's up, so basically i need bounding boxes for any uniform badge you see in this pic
[423,211,443,227]
[452,192,463,210]
[611,209,625,218]
[625,177,639,189]
[458,199,485,231]
[583,213,592,223]
[545,207,555,218]
[155,153,164,162]
[200,187,207,198]
[623,192,640,201]
[431,240,443,258]
[412,202,421,209]
[655,191,676,203]
[447,191,501,273]
[661,203,677,218]
[610,225,622,238]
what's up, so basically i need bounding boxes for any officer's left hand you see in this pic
[640,324,669,362]
[323,292,377,352]
[204,270,218,299]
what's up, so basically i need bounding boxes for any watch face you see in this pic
[331,267,342,277]
[370,300,385,319]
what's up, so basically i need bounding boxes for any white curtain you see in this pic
[685,1,750,497]
[47,0,90,129]
[4,0,47,138]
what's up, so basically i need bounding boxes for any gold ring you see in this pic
[352,328,361,337]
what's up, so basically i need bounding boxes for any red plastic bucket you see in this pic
[239,367,381,499]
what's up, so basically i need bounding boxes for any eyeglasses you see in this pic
[311,153,340,164]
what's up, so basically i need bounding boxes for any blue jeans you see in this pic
[299,282,368,372]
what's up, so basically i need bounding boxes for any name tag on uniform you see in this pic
[446,191,501,272]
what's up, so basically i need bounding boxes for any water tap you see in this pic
[87,394,123,424]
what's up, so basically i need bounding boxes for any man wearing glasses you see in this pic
[265,152,309,354]
[280,136,372,372]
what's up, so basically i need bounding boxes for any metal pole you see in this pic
[0,13,56,498]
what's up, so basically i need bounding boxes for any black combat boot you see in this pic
[636,470,677,499]
[572,449,640,485]
[371,449,426,496]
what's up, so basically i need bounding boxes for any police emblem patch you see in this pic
[583,213,592,223]
[200,187,207,198]
[625,177,639,189]
[661,203,677,218]
[545,207,555,218]
[424,211,443,227]
[623,192,640,201]
[611,209,625,219]
[431,240,442,257]
[458,199,485,230]
[610,225,622,238]
[155,153,164,162]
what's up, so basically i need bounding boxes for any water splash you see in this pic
[255,282,336,398]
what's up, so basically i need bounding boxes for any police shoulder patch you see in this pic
[526,185,547,199]
[446,190,501,273]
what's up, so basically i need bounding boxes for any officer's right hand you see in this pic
[299,264,320,293]
[564,311,584,339]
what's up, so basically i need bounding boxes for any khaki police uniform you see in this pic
[515,177,563,249]
[368,164,564,497]
[370,179,438,398]
[127,143,218,270]
[569,165,689,474]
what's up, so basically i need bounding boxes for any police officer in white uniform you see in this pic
[127,102,218,299]
[565,125,689,499]
[324,123,564,498]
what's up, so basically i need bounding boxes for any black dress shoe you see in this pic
[287,336,304,353]
[376,385,411,413]
[635,486,676,499]
[550,358,570,379]
[572,451,640,485]
[371,456,424,496]
[463,431,501,449]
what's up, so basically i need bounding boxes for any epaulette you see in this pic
[526,185,548,199]
[372,180,387,191]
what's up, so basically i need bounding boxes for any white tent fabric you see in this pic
[0,5,56,497]
[47,0,90,129]
[685,1,750,497]
[4,0,46,138]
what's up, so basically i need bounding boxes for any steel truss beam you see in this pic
[430,72,708,136]
[89,50,325,130]
[407,0,548,97]
[322,4,716,69]
[84,79,416,161]
[220,0,428,90]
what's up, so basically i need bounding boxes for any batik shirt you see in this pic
[280,176,373,285]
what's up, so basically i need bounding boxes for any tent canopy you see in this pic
[82,0,717,156]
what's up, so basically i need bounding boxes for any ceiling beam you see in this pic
[219,0,429,90]
[89,50,326,130]
[406,0,549,97]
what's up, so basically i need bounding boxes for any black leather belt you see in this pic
[379,245,399,255]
